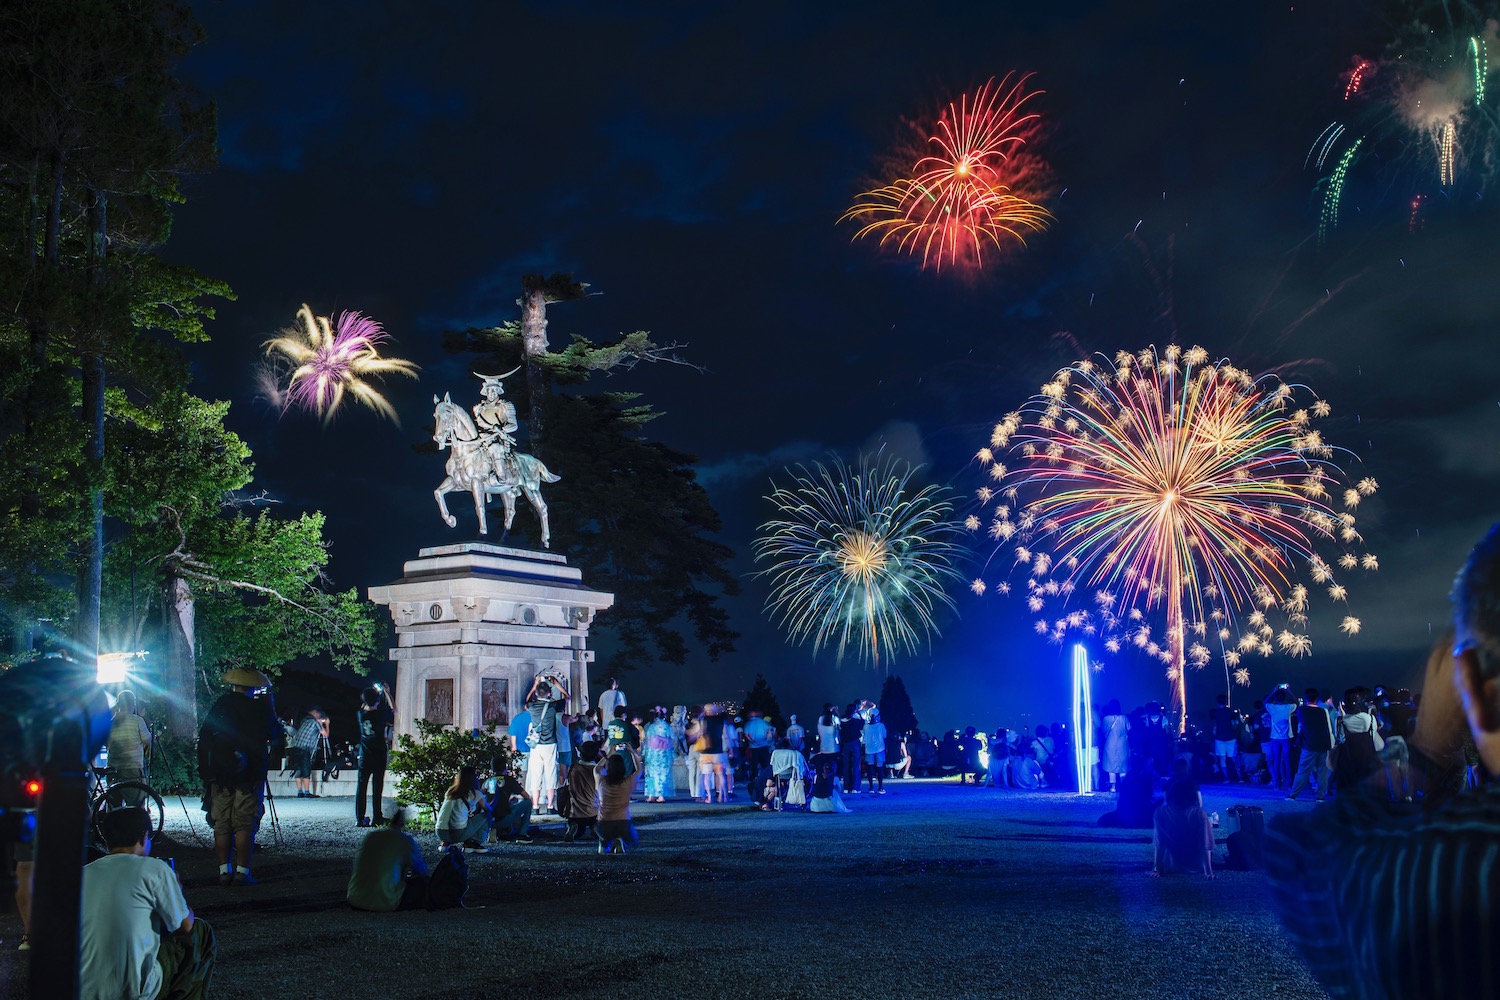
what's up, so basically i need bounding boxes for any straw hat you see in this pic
[222,667,270,690]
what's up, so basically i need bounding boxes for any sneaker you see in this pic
[17,935,29,952]
[218,871,233,887]
[235,872,257,886]
[357,817,372,827]
[463,838,484,850]
[515,834,532,844]
[562,827,576,843]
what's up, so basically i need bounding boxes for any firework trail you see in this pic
[754,454,966,668]
[970,345,1377,721]
[263,305,419,425]
[1319,139,1362,244]
[842,74,1052,273]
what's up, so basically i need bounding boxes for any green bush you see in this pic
[389,718,512,821]
[147,732,202,798]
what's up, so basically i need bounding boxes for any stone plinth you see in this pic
[367,543,614,740]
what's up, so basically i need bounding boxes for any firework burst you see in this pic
[841,74,1052,272]
[754,454,967,668]
[970,344,1378,719]
[262,305,419,425]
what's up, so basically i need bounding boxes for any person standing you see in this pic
[1100,700,1131,792]
[346,808,429,911]
[862,709,888,793]
[697,703,732,803]
[523,674,569,814]
[742,710,775,804]
[197,667,279,886]
[355,685,395,827]
[81,808,216,1000]
[1334,689,1385,791]
[288,708,325,799]
[785,714,805,751]
[839,704,865,793]
[1208,695,1241,783]
[1263,685,1298,791]
[107,690,153,807]
[598,677,626,726]
[816,704,840,756]
[643,707,675,802]
[1287,688,1335,802]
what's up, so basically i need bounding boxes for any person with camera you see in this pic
[1267,522,1500,997]
[81,806,215,1000]
[523,673,569,815]
[107,690,154,807]
[355,685,394,827]
[197,667,280,887]
[287,707,327,799]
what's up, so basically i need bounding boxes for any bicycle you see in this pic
[88,766,165,852]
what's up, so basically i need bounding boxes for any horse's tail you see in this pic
[518,454,561,483]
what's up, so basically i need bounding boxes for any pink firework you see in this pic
[263,305,419,424]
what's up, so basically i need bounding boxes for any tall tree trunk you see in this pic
[163,573,198,738]
[44,147,64,266]
[520,287,550,447]
[75,186,106,665]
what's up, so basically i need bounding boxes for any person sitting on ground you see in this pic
[1152,774,1214,878]
[565,740,601,843]
[481,757,533,844]
[1011,746,1045,790]
[1098,758,1161,829]
[435,765,492,852]
[959,726,988,785]
[347,807,430,911]
[597,746,641,853]
[808,755,852,814]
[911,731,938,775]
[887,733,912,779]
[81,807,216,1000]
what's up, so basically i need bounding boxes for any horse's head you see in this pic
[432,391,476,450]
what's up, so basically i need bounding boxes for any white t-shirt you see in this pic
[81,853,190,1000]
[817,718,840,755]
[599,688,626,722]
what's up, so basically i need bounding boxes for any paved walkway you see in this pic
[3,778,1322,1000]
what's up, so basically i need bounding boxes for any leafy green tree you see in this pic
[743,673,784,728]
[389,718,512,824]
[442,276,738,671]
[0,0,227,663]
[879,674,919,736]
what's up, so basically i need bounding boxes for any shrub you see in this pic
[389,718,512,821]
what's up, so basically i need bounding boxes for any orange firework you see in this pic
[842,74,1052,272]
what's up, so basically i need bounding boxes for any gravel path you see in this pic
[3,779,1324,1000]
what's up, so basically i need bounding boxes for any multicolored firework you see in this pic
[969,345,1378,721]
[262,305,419,425]
[754,454,966,668]
[1311,8,1500,241]
[842,74,1052,272]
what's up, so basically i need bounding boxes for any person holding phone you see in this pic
[356,685,395,827]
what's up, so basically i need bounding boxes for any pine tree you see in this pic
[742,673,784,728]
[879,674,918,736]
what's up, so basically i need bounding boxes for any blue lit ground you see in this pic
[2,779,1321,999]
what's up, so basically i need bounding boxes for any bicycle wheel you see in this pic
[90,782,166,850]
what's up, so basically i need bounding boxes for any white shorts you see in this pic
[525,743,558,799]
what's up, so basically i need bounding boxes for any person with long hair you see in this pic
[643,706,674,802]
[435,765,492,851]
[1100,700,1131,792]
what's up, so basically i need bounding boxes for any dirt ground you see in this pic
[2,778,1323,1000]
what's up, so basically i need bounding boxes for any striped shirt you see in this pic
[1265,783,1500,999]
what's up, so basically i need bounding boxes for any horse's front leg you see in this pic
[471,479,488,534]
[435,478,458,528]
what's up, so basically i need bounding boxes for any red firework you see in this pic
[842,73,1052,273]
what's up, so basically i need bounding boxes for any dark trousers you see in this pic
[156,916,216,1000]
[749,746,772,800]
[356,746,387,821]
[841,747,862,791]
[1288,749,1331,799]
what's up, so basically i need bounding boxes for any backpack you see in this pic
[427,846,469,909]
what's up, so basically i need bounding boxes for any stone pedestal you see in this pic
[367,543,614,740]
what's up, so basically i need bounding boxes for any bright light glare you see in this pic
[1071,643,1095,795]
[97,650,146,685]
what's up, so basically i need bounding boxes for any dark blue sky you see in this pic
[167,0,1500,729]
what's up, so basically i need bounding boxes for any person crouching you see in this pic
[597,746,640,854]
[347,808,429,911]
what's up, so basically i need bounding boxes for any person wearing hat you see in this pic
[198,667,280,886]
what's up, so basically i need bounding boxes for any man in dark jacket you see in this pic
[839,705,865,793]
[1286,689,1336,801]
[198,667,279,886]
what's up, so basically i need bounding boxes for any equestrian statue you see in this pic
[432,369,560,547]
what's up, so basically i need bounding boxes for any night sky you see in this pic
[165,0,1500,730]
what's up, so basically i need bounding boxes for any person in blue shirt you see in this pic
[507,707,532,756]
